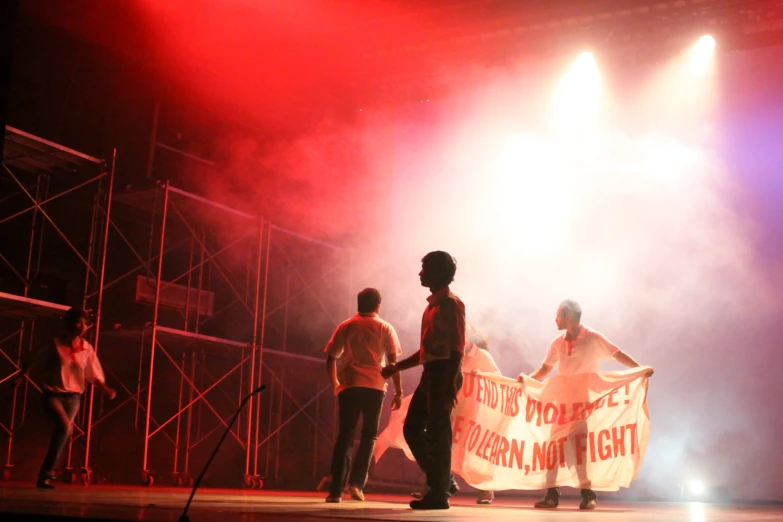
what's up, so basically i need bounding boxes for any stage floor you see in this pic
[1,483,781,522]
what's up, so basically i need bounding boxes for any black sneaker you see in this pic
[533,488,560,508]
[411,479,459,500]
[476,490,494,504]
[579,490,598,510]
[36,479,55,490]
[410,494,449,510]
[579,497,597,510]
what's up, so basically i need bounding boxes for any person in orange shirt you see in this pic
[324,288,403,503]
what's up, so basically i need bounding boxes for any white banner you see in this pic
[374,367,650,491]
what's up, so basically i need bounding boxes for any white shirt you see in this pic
[325,312,402,394]
[31,336,106,393]
[463,342,502,375]
[542,325,619,376]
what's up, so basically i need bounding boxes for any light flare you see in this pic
[690,35,716,76]
[552,52,602,128]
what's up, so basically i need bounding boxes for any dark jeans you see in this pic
[329,387,385,496]
[39,391,81,479]
[403,354,463,500]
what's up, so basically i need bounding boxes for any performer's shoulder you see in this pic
[581,325,604,339]
[339,315,361,328]
[375,316,396,330]
[444,292,465,310]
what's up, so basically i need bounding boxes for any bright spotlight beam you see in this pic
[552,51,601,128]
[690,35,715,76]
[689,480,706,496]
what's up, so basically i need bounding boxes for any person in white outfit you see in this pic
[463,324,501,505]
[15,308,116,489]
[518,299,653,510]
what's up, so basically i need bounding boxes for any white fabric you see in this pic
[375,367,650,492]
[465,348,502,375]
[373,347,500,462]
[325,312,402,394]
[32,337,105,393]
[542,325,620,376]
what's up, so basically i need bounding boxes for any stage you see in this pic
[1,484,781,522]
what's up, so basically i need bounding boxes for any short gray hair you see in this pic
[558,299,582,323]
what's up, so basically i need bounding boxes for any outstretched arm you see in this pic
[614,350,653,376]
[530,363,553,380]
[519,363,553,383]
[381,351,420,379]
[86,352,116,399]
[387,352,403,409]
[598,333,650,372]
[93,380,117,399]
[614,350,641,368]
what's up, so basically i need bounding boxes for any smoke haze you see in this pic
[187,43,783,501]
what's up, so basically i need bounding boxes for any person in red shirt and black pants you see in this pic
[382,251,465,510]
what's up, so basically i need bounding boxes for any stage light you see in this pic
[553,52,601,127]
[690,35,715,75]
[689,480,706,496]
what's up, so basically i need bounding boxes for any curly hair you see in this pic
[421,250,457,287]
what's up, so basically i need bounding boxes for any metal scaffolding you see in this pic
[94,184,352,488]
[1,127,353,489]
[96,181,265,487]
[0,125,114,483]
[246,223,352,489]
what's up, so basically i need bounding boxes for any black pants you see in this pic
[403,356,463,500]
[329,387,385,496]
[39,391,81,479]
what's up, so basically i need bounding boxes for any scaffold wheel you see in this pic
[141,471,155,487]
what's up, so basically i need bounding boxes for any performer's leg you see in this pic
[424,363,460,500]
[38,392,80,487]
[572,421,596,509]
[576,458,593,494]
[348,388,385,494]
[534,444,561,507]
[328,388,361,500]
[403,379,431,474]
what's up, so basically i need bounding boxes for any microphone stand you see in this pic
[179,384,267,522]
